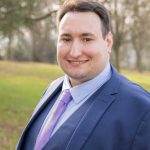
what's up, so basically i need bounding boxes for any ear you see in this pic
[105,32,113,54]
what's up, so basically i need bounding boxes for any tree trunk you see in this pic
[7,34,13,60]
[115,47,120,71]
[135,48,143,72]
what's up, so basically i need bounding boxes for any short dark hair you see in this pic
[57,0,111,38]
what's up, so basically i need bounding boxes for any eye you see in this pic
[61,38,71,42]
[82,37,93,42]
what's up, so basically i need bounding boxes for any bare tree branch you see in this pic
[28,10,57,22]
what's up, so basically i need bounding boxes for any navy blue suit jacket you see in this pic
[17,66,150,150]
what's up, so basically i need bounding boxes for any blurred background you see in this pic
[0,0,150,149]
[0,0,150,71]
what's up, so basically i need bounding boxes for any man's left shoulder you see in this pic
[119,74,150,105]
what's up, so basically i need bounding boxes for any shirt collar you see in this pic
[62,63,112,104]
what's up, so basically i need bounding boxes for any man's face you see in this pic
[57,12,113,86]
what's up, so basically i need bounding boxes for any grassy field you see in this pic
[0,61,150,150]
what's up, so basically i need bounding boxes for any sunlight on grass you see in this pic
[122,70,150,91]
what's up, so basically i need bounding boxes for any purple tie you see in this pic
[34,89,72,150]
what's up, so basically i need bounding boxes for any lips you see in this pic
[67,60,89,65]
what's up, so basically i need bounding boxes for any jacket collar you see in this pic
[65,65,121,150]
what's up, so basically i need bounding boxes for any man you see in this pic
[17,0,150,150]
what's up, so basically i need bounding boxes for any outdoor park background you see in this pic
[0,0,150,150]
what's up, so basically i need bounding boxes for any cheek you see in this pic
[57,44,67,58]
[57,46,64,64]
[84,45,101,58]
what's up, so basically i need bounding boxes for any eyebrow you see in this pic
[81,33,95,37]
[60,33,71,37]
[60,33,95,37]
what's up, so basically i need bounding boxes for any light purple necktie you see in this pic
[34,89,72,150]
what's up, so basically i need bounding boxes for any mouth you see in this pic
[67,59,89,65]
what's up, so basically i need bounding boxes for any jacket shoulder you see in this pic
[119,74,150,107]
[42,76,64,97]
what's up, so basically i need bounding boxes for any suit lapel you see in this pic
[66,66,120,150]
[32,77,64,117]
[17,77,64,150]
[28,77,64,126]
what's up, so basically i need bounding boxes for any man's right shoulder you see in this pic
[51,76,64,86]
[42,76,64,96]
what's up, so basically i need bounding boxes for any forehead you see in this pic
[58,12,102,35]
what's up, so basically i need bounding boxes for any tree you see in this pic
[131,0,150,71]
[0,0,37,59]
[104,0,132,71]
[0,0,57,61]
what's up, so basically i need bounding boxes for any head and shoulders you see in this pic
[47,0,150,106]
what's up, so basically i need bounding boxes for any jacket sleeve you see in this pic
[131,110,150,150]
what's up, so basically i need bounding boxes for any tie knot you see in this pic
[61,89,72,105]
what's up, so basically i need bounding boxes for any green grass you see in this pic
[122,70,150,91]
[0,61,149,150]
[0,61,63,150]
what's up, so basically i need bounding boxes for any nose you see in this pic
[69,40,82,58]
